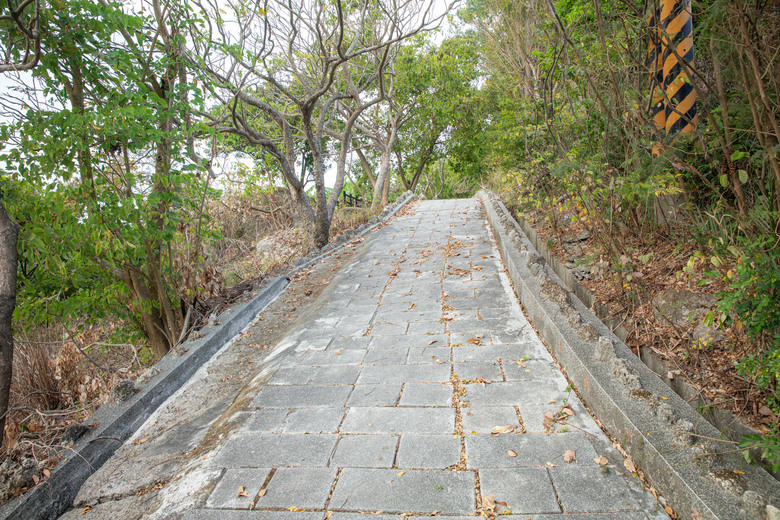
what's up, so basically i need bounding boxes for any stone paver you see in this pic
[121,199,666,519]
[330,468,475,514]
[255,468,337,509]
[478,468,560,514]
[331,434,398,467]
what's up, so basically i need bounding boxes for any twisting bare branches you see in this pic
[190,0,454,246]
[0,0,41,72]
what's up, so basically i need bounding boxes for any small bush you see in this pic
[714,239,780,470]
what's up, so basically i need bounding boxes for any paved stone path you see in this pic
[123,199,668,519]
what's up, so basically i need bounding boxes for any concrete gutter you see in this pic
[476,190,780,520]
[0,192,417,520]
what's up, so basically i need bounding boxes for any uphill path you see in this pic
[61,199,667,520]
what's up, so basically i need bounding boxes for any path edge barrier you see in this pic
[476,189,780,520]
[1,191,418,520]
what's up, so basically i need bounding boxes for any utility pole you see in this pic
[648,0,697,144]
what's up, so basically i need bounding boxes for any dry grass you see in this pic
[1,322,151,503]
[508,199,774,432]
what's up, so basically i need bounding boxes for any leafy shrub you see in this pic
[714,238,780,470]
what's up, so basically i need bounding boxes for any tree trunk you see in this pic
[0,201,19,446]
[355,148,377,188]
[381,167,391,207]
[372,148,393,209]
[120,268,172,359]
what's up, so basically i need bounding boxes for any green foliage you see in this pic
[716,241,780,399]
[741,425,780,473]
[1,0,218,353]
[708,238,780,470]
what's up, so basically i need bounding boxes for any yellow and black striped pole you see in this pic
[648,0,697,142]
[648,2,667,142]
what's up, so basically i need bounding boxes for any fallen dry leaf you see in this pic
[476,333,484,339]
[665,506,674,515]
[544,411,555,420]
[624,458,637,473]
[257,488,267,497]
[482,495,496,511]
[507,449,518,457]
[335,350,342,355]
[396,471,405,476]
[237,485,250,498]
[562,407,575,417]
[428,340,438,345]
[495,500,509,507]
[81,505,92,515]
[491,425,515,436]
[594,456,608,465]
[564,449,576,463]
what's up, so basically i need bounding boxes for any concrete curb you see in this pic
[498,196,777,478]
[476,190,780,520]
[1,192,418,520]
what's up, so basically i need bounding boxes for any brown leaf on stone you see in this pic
[544,411,554,420]
[563,407,575,416]
[495,500,509,507]
[543,418,552,430]
[237,485,250,498]
[482,495,496,511]
[516,361,526,367]
[257,488,267,497]
[335,350,342,355]
[564,449,576,463]
[491,425,514,436]
[428,340,437,345]
[476,333,484,339]
[468,338,482,345]
[624,458,637,473]
[507,449,518,457]
[594,456,608,465]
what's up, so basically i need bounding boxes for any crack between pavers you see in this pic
[473,469,484,514]
[322,466,343,514]
[391,434,401,469]
[546,466,565,513]
[514,405,527,434]
[498,357,507,381]
[395,382,405,407]
[250,468,276,510]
